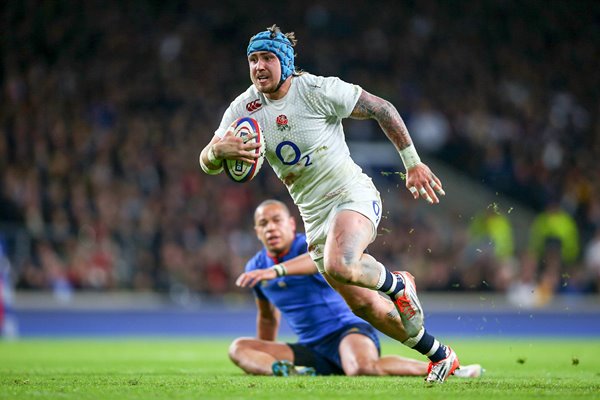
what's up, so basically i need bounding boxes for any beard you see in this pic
[255,81,279,94]
[251,71,282,94]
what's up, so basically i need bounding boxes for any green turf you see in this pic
[1,338,599,399]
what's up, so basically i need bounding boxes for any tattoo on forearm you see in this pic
[350,91,412,150]
[386,308,400,320]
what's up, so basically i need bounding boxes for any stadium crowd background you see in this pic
[1,0,599,307]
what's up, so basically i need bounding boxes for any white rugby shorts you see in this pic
[304,179,382,273]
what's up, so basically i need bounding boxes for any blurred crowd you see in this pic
[1,0,599,305]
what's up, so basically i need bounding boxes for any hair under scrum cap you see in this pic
[247,29,295,84]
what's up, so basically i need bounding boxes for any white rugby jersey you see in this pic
[215,73,376,223]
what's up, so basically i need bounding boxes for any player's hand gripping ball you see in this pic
[224,117,265,183]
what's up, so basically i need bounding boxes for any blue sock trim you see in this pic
[380,271,405,298]
[390,274,405,298]
[413,330,435,354]
[429,344,448,363]
[379,271,394,293]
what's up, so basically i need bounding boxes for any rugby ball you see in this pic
[224,117,265,183]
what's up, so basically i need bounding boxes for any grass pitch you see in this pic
[1,338,599,399]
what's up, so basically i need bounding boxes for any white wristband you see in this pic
[207,145,222,166]
[199,152,223,175]
[398,144,421,170]
[273,263,287,277]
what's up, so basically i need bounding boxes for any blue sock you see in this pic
[404,329,448,363]
[377,270,405,299]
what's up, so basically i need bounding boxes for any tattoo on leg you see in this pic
[386,308,400,320]
[342,247,356,268]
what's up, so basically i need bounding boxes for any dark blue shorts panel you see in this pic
[289,323,380,375]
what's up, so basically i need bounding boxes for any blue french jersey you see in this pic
[245,233,367,344]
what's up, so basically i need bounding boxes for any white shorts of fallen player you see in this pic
[304,177,382,274]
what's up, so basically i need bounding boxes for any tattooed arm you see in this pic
[350,90,413,152]
[350,90,446,204]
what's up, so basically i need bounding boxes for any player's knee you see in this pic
[228,337,251,365]
[323,263,351,283]
[324,252,360,283]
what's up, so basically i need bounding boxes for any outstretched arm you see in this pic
[350,90,445,204]
[236,253,318,288]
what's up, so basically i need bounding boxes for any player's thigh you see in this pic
[338,333,380,375]
[324,210,374,263]
[230,337,294,361]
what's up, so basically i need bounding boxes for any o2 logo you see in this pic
[372,201,381,224]
[275,141,313,167]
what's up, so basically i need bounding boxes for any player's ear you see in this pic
[253,220,261,237]
[289,216,296,231]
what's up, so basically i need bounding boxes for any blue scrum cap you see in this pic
[247,28,295,83]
